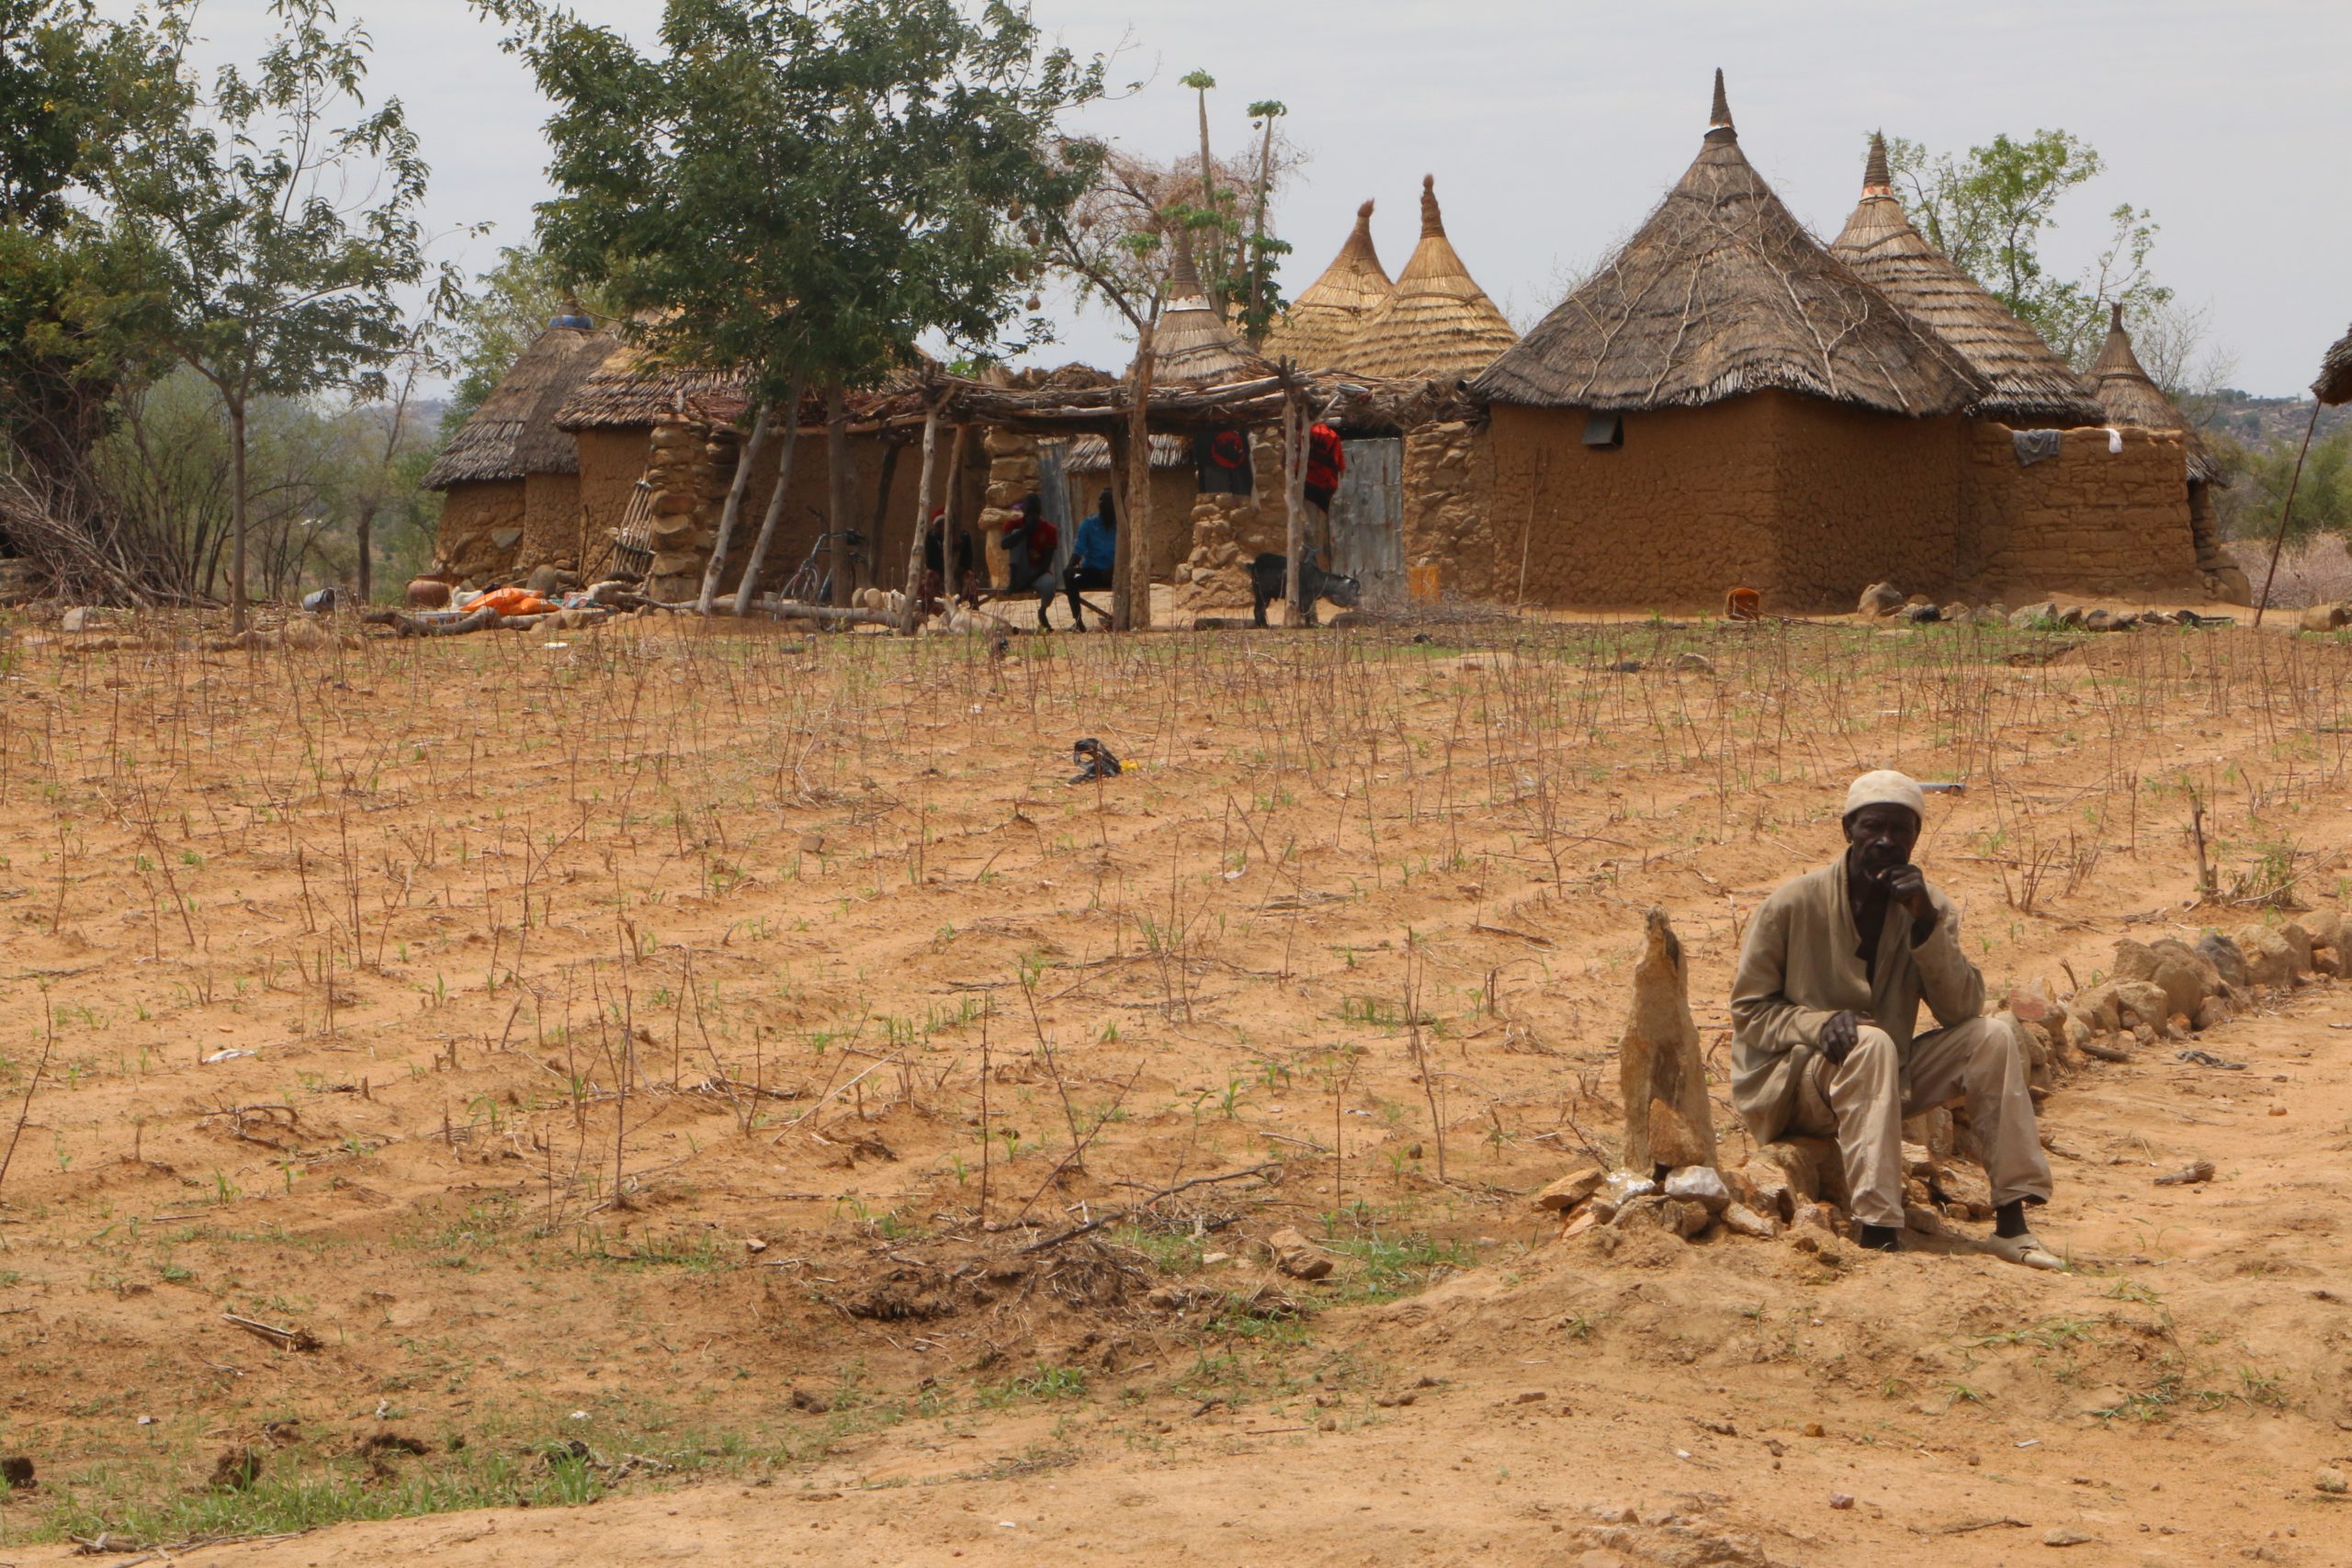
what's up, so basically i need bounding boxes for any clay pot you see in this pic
[406,576,452,609]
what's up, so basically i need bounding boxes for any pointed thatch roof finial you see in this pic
[1335,173,1517,381]
[1419,175,1444,238]
[1261,198,1395,368]
[1705,67,1735,143]
[1862,133,1891,196]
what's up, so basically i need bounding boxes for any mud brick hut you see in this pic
[1261,199,1395,370]
[1335,176,1518,383]
[1831,139,2232,603]
[1463,73,1986,609]
[2086,303,2247,599]
[551,349,978,604]
[420,310,614,581]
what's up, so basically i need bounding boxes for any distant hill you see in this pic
[2190,388,2352,448]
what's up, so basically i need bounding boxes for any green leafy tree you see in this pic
[0,3,176,530]
[102,0,461,628]
[2213,427,2352,547]
[1883,129,2172,371]
[478,0,1104,609]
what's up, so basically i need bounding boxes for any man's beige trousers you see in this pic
[1791,1017,2053,1228]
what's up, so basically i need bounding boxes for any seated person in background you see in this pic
[1001,493,1059,630]
[1058,489,1117,631]
[1729,770,2059,1269]
[920,509,976,615]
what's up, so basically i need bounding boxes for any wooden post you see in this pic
[1117,320,1157,633]
[1282,385,1307,625]
[899,398,941,635]
[824,383,854,605]
[726,372,806,616]
[701,400,773,615]
[1107,421,1134,632]
[2254,400,2324,628]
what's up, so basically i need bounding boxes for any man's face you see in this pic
[1845,804,1920,880]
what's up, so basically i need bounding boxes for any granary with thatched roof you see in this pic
[2077,302,2246,598]
[1426,73,2212,609]
[1827,140,2229,601]
[1261,200,1394,370]
[421,311,614,581]
[1460,72,1984,606]
[1337,176,1518,384]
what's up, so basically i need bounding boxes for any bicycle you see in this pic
[778,510,869,605]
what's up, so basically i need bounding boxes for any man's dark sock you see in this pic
[1994,1199,2033,1239]
[1858,1224,1901,1253]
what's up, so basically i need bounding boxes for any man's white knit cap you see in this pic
[1844,769,1926,821]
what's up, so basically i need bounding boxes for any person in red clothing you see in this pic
[1001,494,1060,628]
[1304,423,1345,513]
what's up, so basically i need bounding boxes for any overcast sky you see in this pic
[105,0,2349,397]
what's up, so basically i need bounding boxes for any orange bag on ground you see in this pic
[475,586,558,617]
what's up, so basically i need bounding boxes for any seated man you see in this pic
[1730,770,2058,1268]
[1058,489,1116,631]
[999,494,1058,630]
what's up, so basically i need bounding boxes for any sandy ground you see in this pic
[1,604,2349,1566]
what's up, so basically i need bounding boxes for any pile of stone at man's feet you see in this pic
[1856,581,2225,632]
[1525,905,2344,1262]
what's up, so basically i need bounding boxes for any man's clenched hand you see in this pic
[1819,1010,1860,1066]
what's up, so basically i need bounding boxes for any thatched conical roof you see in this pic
[2090,302,2219,483]
[1830,134,2105,427]
[422,320,614,489]
[1471,72,1983,417]
[1261,200,1393,369]
[2313,324,2352,407]
[1141,228,1272,387]
[1334,177,1518,382]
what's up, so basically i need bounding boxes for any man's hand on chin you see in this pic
[1883,864,1936,930]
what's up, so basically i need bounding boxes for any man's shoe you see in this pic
[1976,1230,2064,1271]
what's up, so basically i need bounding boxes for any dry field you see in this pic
[1,609,2350,1566]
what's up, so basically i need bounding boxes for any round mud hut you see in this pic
[1336,176,1518,384]
[1465,71,1984,608]
[420,311,615,583]
[1261,199,1395,370]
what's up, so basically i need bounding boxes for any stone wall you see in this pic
[1402,420,1498,601]
[1959,423,2205,600]
[1175,434,1289,614]
[433,480,526,583]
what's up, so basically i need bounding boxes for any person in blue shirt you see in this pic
[1056,488,1117,630]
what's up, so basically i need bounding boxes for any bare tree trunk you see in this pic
[229,396,249,632]
[1195,88,1221,312]
[699,400,774,615]
[825,383,854,607]
[899,400,941,635]
[1283,389,1307,625]
[355,502,374,605]
[1107,423,1132,629]
[729,373,808,616]
[1246,112,1278,337]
